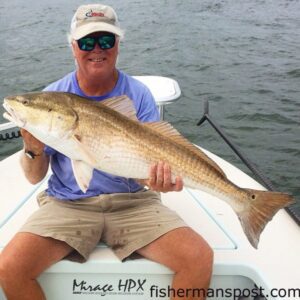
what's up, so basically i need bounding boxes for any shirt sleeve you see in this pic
[136,87,160,123]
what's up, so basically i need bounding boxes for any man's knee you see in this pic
[172,229,213,276]
[0,256,4,282]
[0,248,36,287]
[0,255,12,286]
[187,238,214,270]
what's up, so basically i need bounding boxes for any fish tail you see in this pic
[237,189,294,248]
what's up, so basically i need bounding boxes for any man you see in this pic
[0,4,213,300]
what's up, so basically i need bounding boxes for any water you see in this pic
[0,0,299,215]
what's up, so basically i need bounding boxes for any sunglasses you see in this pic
[77,34,116,51]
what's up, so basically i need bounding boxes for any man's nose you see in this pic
[93,43,104,52]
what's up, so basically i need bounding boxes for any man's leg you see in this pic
[137,227,213,300]
[0,232,73,300]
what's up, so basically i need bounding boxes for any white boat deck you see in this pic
[0,76,299,299]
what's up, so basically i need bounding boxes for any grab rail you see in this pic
[0,122,20,140]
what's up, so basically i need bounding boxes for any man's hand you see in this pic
[20,128,45,155]
[144,162,183,193]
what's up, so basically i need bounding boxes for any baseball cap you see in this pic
[70,4,123,40]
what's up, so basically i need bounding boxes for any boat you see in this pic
[0,76,299,299]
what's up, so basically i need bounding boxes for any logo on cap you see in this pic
[85,10,105,18]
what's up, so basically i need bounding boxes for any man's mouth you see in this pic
[89,57,106,62]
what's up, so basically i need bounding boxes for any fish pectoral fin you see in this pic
[71,160,94,193]
[72,135,97,166]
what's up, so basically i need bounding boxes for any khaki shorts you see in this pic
[19,190,187,262]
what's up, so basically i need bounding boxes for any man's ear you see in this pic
[71,41,76,58]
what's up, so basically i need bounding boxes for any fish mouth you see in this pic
[2,100,26,127]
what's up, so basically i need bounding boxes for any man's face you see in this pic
[72,31,119,80]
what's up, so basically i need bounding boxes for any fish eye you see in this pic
[16,96,29,105]
[20,98,29,105]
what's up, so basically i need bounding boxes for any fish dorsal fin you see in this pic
[99,95,138,121]
[144,121,226,177]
